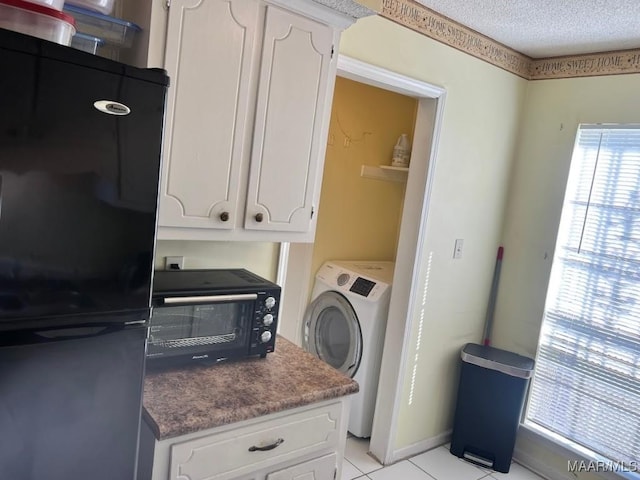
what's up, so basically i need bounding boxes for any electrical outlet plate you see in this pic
[165,256,184,270]
[453,239,464,259]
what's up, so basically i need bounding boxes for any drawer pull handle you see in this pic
[248,438,284,452]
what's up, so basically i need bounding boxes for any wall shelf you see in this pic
[360,164,409,182]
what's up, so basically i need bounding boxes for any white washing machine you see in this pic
[302,260,394,438]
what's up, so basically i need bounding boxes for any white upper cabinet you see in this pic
[245,6,334,234]
[159,0,259,232]
[147,0,366,242]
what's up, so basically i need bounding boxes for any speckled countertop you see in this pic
[142,336,359,440]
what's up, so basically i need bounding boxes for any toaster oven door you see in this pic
[147,299,254,363]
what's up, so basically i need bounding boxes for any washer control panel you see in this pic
[349,277,376,297]
[315,261,393,301]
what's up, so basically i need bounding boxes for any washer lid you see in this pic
[302,291,362,378]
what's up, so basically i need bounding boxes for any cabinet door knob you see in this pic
[220,211,229,222]
[255,213,264,223]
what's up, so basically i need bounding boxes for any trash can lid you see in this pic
[461,343,535,379]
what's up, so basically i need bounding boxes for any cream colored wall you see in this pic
[491,74,640,474]
[310,76,416,280]
[339,16,528,450]
[355,0,382,11]
[154,241,280,281]
[492,73,640,357]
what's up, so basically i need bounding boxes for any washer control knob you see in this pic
[260,331,272,343]
[265,296,276,309]
[263,314,274,326]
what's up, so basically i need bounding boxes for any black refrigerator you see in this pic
[0,28,168,479]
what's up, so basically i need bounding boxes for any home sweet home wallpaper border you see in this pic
[379,0,640,80]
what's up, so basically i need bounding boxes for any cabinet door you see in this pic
[266,453,336,480]
[159,0,259,230]
[245,6,335,233]
[169,402,341,480]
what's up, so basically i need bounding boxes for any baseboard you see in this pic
[385,430,452,464]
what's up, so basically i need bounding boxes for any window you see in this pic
[526,125,640,467]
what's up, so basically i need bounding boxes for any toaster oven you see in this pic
[147,269,280,367]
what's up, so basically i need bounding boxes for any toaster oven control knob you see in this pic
[265,297,276,309]
[260,331,272,343]
[263,314,274,326]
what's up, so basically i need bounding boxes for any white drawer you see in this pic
[169,402,342,480]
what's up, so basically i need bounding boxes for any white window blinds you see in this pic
[526,125,640,466]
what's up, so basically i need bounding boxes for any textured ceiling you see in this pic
[312,0,376,19]
[412,0,640,58]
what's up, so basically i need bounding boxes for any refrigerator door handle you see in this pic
[0,324,132,346]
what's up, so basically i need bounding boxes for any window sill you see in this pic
[517,423,639,480]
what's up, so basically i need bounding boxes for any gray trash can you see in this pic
[450,343,534,473]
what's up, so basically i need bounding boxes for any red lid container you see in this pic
[0,0,76,46]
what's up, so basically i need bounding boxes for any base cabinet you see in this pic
[141,398,351,480]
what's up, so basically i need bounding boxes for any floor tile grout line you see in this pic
[405,456,443,480]
[359,465,384,475]
[406,451,498,480]
[344,460,372,480]
[344,454,383,475]
[344,439,384,476]
[347,438,544,480]
[344,457,364,476]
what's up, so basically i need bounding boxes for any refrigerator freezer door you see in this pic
[0,28,167,329]
[0,324,147,480]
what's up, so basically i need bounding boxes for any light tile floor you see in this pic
[342,437,546,480]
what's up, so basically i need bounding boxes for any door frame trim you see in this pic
[278,55,446,464]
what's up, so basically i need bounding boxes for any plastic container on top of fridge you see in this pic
[62,4,140,48]
[22,0,64,12]
[0,0,75,46]
[70,31,104,54]
[63,0,114,15]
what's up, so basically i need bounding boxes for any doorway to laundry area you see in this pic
[278,55,446,465]
[306,74,417,281]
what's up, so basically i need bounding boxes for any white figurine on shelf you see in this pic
[391,133,410,167]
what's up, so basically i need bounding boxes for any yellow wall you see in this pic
[310,76,416,280]
[339,15,528,450]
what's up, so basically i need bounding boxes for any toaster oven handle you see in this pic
[161,294,258,305]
